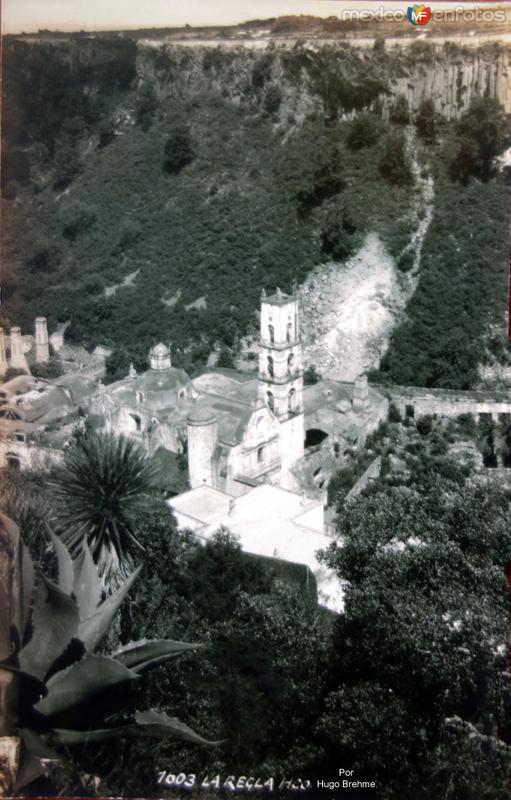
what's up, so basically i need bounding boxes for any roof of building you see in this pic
[304,380,355,414]
[262,288,296,306]
[53,373,97,406]
[187,395,254,446]
[192,371,259,402]
[168,483,343,612]
[139,367,190,395]
[169,485,233,525]
[1,375,39,396]
[105,365,192,412]
[17,384,75,423]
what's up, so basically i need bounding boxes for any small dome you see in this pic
[150,343,169,358]
[149,342,171,371]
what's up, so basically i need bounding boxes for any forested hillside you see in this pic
[2,36,510,386]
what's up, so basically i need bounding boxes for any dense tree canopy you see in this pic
[322,453,511,799]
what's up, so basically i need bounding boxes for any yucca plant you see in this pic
[51,432,157,587]
[1,526,214,792]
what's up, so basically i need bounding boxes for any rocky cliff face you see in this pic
[392,46,511,118]
[136,41,511,120]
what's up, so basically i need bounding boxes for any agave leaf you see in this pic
[112,638,205,673]
[20,538,35,637]
[18,574,79,681]
[72,541,102,620]
[77,564,141,652]
[134,709,220,745]
[49,530,74,596]
[50,724,138,745]
[0,661,48,723]
[51,710,220,747]
[35,655,139,717]
[14,748,47,792]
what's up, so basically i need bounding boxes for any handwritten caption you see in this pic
[157,772,311,793]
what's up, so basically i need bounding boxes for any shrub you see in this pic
[60,203,97,240]
[397,250,415,273]
[346,113,384,150]
[416,414,434,436]
[263,84,282,114]
[304,365,320,385]
[457,412,477,437]
[135,81,158,130]
[321,205,357,260]
[389,94,410,126]
[217,346,235,368]
[388,402,402,423]
[163,124,195,174]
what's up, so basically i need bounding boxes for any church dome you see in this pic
[136,365,192,410]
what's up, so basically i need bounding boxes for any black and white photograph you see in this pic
[1,1,511,797]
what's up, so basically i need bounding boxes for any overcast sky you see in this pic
[3,0,494,33]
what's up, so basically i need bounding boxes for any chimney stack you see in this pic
[34,317,50,363]
[0,329,7,377]
[9,327,29,373]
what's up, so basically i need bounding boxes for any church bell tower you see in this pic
[258,287,304,489]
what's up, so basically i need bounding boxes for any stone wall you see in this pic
[385,386,511,419]
[345,456,382,505]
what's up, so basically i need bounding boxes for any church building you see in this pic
[90,287,305,494]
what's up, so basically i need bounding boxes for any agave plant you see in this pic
[1,526,214,792]
[51,432,157,587]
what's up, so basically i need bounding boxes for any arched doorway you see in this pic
[305,429,329,449]
[128,413,142,432]
[6,452,21,470]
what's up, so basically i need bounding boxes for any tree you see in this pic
[379,131,413,186]
[450,135,479,184]
[50,433,158,586]
[263,84,282,114]
[29,356,64,380]
[388,402,402,423]
[416,98,437,144]
[135,81,158,130]
[416,414,434,436]
[86,510,331,795]
[389,94,410,125]
[321,478,511,798]
[304,365,320,385]
[163,124,195,174]
[321,204,357,260]
[454,97,507,181]
[346,112,384,150]
[216,346,235,368]
[105,345,149,383]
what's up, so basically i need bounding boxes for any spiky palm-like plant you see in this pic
[0,519,214,793]
[51,433,157,586]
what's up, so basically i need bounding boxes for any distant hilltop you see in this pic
[7,7,511,42]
